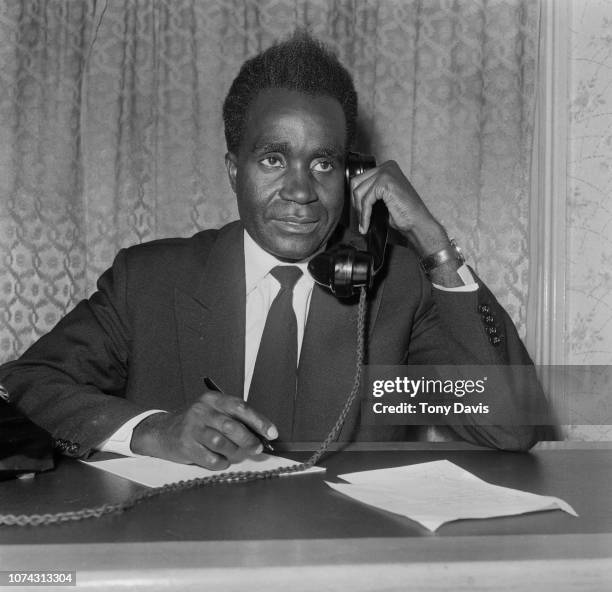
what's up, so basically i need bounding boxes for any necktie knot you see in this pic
[270,266,303,292]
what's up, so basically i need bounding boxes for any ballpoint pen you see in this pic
[203,376,275,453]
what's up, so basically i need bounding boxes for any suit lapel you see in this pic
[174,223,246,403]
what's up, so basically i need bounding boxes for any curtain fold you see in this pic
[0,0,539,363]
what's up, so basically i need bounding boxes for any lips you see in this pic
[276,215,318,224]
[271,213,320,234]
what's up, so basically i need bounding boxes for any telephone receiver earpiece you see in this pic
[308,152,389,298]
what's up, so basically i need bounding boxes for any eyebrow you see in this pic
[251,140,344,160]
[251,141,290,155]
[312,146,344,160]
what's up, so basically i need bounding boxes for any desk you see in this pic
[0,442,610,591]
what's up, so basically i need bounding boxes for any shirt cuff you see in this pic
[432,264,478,292]
[98,409,167,457]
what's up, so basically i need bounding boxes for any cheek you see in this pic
[321,181,345,220]
[236,171,266,216]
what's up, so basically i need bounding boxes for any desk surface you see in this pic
[0,442,610,591]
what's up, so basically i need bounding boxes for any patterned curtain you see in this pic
[0,0,539,364]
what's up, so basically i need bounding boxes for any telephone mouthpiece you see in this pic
[308,247,373,299]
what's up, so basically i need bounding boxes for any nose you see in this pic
[280,164,315,203]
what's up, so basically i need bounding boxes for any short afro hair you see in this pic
[223,31,358,154]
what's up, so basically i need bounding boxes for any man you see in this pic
[0,33,546,470]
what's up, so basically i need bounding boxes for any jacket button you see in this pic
[54,439,67,451]
[483,314,496,326]
[486,326,498,336]
[478,304,490,314]
[490,335,502,346]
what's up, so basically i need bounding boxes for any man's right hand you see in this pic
[130,391,278,470]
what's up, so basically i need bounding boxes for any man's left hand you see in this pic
[350,160,448,256]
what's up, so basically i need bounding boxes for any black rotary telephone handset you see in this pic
[308,152,389,298]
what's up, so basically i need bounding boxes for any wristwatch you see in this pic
[419,239,465,274]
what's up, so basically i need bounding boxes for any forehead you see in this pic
[240,88,346,154]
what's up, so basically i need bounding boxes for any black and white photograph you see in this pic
[0,1,610,590]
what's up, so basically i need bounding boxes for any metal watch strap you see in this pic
[419,239,465,273]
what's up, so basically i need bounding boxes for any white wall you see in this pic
[566,0,612,439]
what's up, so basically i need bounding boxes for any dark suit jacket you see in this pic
[0,221,545,456]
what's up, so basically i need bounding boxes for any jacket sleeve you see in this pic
[0,249,147,458]
[405,265,553,451]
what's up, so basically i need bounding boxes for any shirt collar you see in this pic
[243,230,313,294]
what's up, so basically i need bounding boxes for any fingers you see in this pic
[132,390,279,470]
[173,391,279,470]
[130,411,232,470]
[209,391,278,442]
[184,437,232,471]
[356,182,380,235]
[350,160,430,236]
[350,162,391,233]
[350,167,378,213]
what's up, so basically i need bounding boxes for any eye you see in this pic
[311,159,334,173]
[260,155,284,168]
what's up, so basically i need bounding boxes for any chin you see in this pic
[269,239,320,262]
[272,249,314,263]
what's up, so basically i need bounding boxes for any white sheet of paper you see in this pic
[326,459,577,532]
[84,453,324,488]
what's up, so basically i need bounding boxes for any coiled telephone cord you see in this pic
[0,288,368,527]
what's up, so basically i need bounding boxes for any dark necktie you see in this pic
[248,266,303,441]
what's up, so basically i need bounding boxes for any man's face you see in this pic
[226,88,346,261]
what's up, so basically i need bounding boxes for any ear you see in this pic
[225,152,238,194]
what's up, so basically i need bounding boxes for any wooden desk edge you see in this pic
[2,533,611,567]
[1,535,611,591]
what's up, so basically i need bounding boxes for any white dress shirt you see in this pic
[99,230,477,455]
[242,230,315,398]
